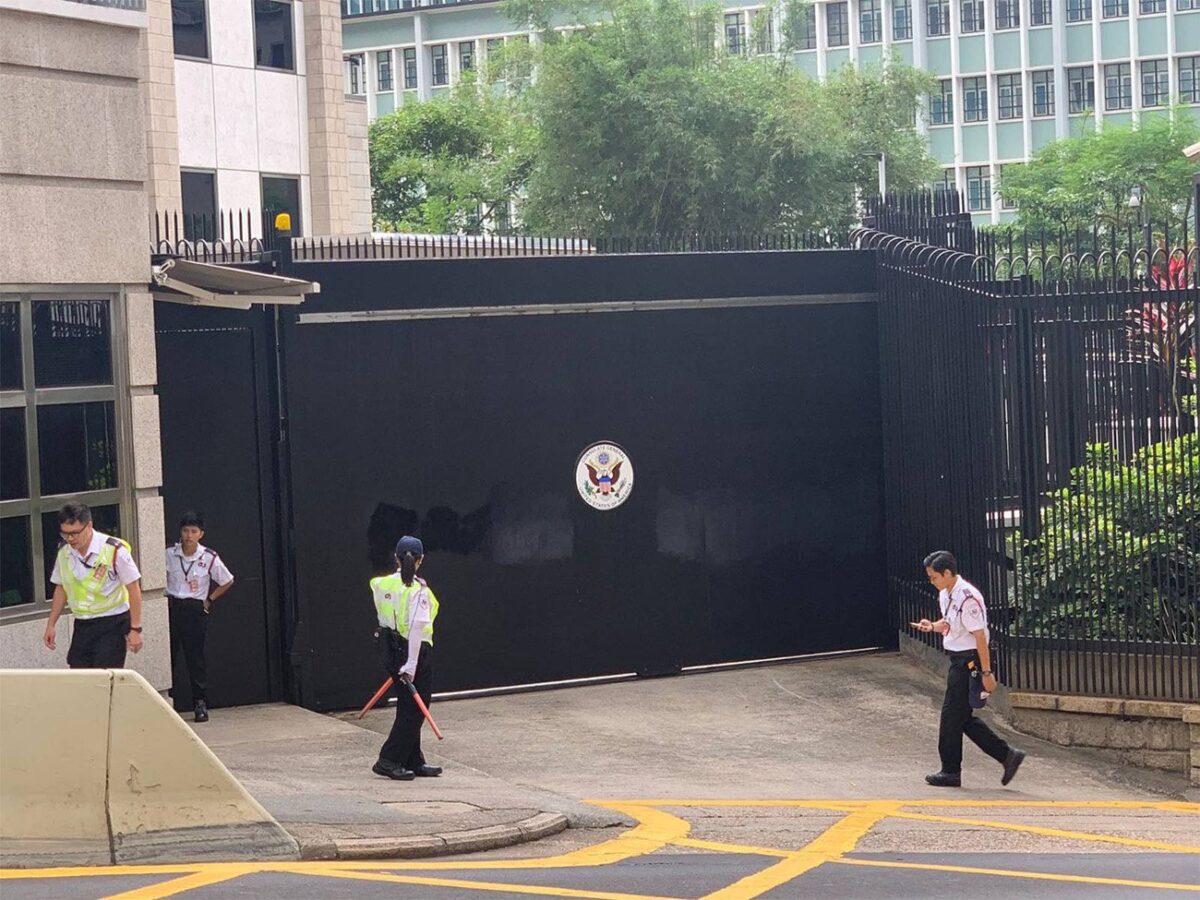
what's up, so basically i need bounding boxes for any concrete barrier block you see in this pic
[0,671,112,867]
[107,671,298,863]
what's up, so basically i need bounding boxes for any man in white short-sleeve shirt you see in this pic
[912,550,1025,788]
[43,501,143,669]
[166,511,234,723]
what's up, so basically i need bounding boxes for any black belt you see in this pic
[167,595,203,602]
[948,650,978,659]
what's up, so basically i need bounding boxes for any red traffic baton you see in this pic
[357,676,394,720]
[406,681,445,740]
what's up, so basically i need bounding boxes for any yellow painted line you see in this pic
[99,865,258,900]
[599,799,1200,812]
[0,865,211,881]
[286,866,678,900]
[673,838,790,858]
[836,857,1200,892]
[309,803,691,872]
[887,810,1200,853]
[699,802,897,900]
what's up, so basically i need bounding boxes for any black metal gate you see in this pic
[155,304,287,709]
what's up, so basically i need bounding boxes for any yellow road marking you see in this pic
[699,802,898,900]
[99,865,257,900]
[836,857,1200,892]
[602,800,1199,811]
[886,810,1200,853]
[673,838,790,858]
[302,803,691,872]
[286,866,677,900]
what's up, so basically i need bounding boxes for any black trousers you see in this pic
[379,640,433,770]
[67,610,129,669]
[939,652,1010,774]
[169,596,208,704]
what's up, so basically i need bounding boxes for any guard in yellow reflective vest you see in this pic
[371,535,441,781]
[42,501,144,668]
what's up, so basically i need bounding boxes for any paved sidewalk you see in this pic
[192,703,627,860]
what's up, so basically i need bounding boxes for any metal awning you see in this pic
[151,259,319,310]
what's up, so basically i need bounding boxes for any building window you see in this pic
[346,54,365,95]
[254,1,294,71]
[1031,69,1055,116]
[1140,59,1169,106]
[1068,66,1095,112]
[1181,56,1200,103]
[171,0,208,59]
[753,8,775,53]
[377,50,393,91]
[996,0,1020,27]
[725,11,746,54]
[1102,0,1129,16]
[1030,0,1052,24]
[961,0,984,32]
[261,176,301,237]
[1139,0,1166,11]
[962,76,988,122]
[931,79,954,124]
[1067,0,1092,20]
[927,0,951,34]
[966,166,991,211]
[893,0,913,38]
[180,170,217,241]
[860,0,883,43]
[796,4,817,49]
[997,73,1022,119]
[459,41,475,72]
[1104,62,1132,110]
[431,44,449,85]
[934,168,956,197]
[827,2,850,47]
[403,47,417,89]
[1180,0,1200,9]
[0,297,126,617]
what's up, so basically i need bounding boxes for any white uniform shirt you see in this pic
[50,530,141,619]
[166,543,233,599]
[938,576,989,652]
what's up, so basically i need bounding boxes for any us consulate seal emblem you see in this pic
[576,442,633,510]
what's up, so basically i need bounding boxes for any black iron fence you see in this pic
[865,190,1198,701]
[151,209,849,262]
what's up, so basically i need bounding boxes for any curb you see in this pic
[297,812,570,861]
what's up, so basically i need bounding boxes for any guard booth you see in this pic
[154,243,891,712]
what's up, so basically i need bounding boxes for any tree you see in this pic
[368,85,536,233]
[997,113,1199,237]
[505,0,936,234]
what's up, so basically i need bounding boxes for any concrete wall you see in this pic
[0,669,297,866]
[344,93,374,234]
[0,5,169,688]
[304,0,354,235]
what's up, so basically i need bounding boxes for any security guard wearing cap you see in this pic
[370,535,442,781]
[913,550,1025,788]
[42,501,144,667]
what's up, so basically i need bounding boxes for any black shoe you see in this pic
[194,701,209,723]
[411,764,443,777]
[925,771,962,787]
[372,761,415,781]
[1002,748,1026,786]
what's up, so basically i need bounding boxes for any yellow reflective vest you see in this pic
[370,573,439,645]
[57,537,131,617]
